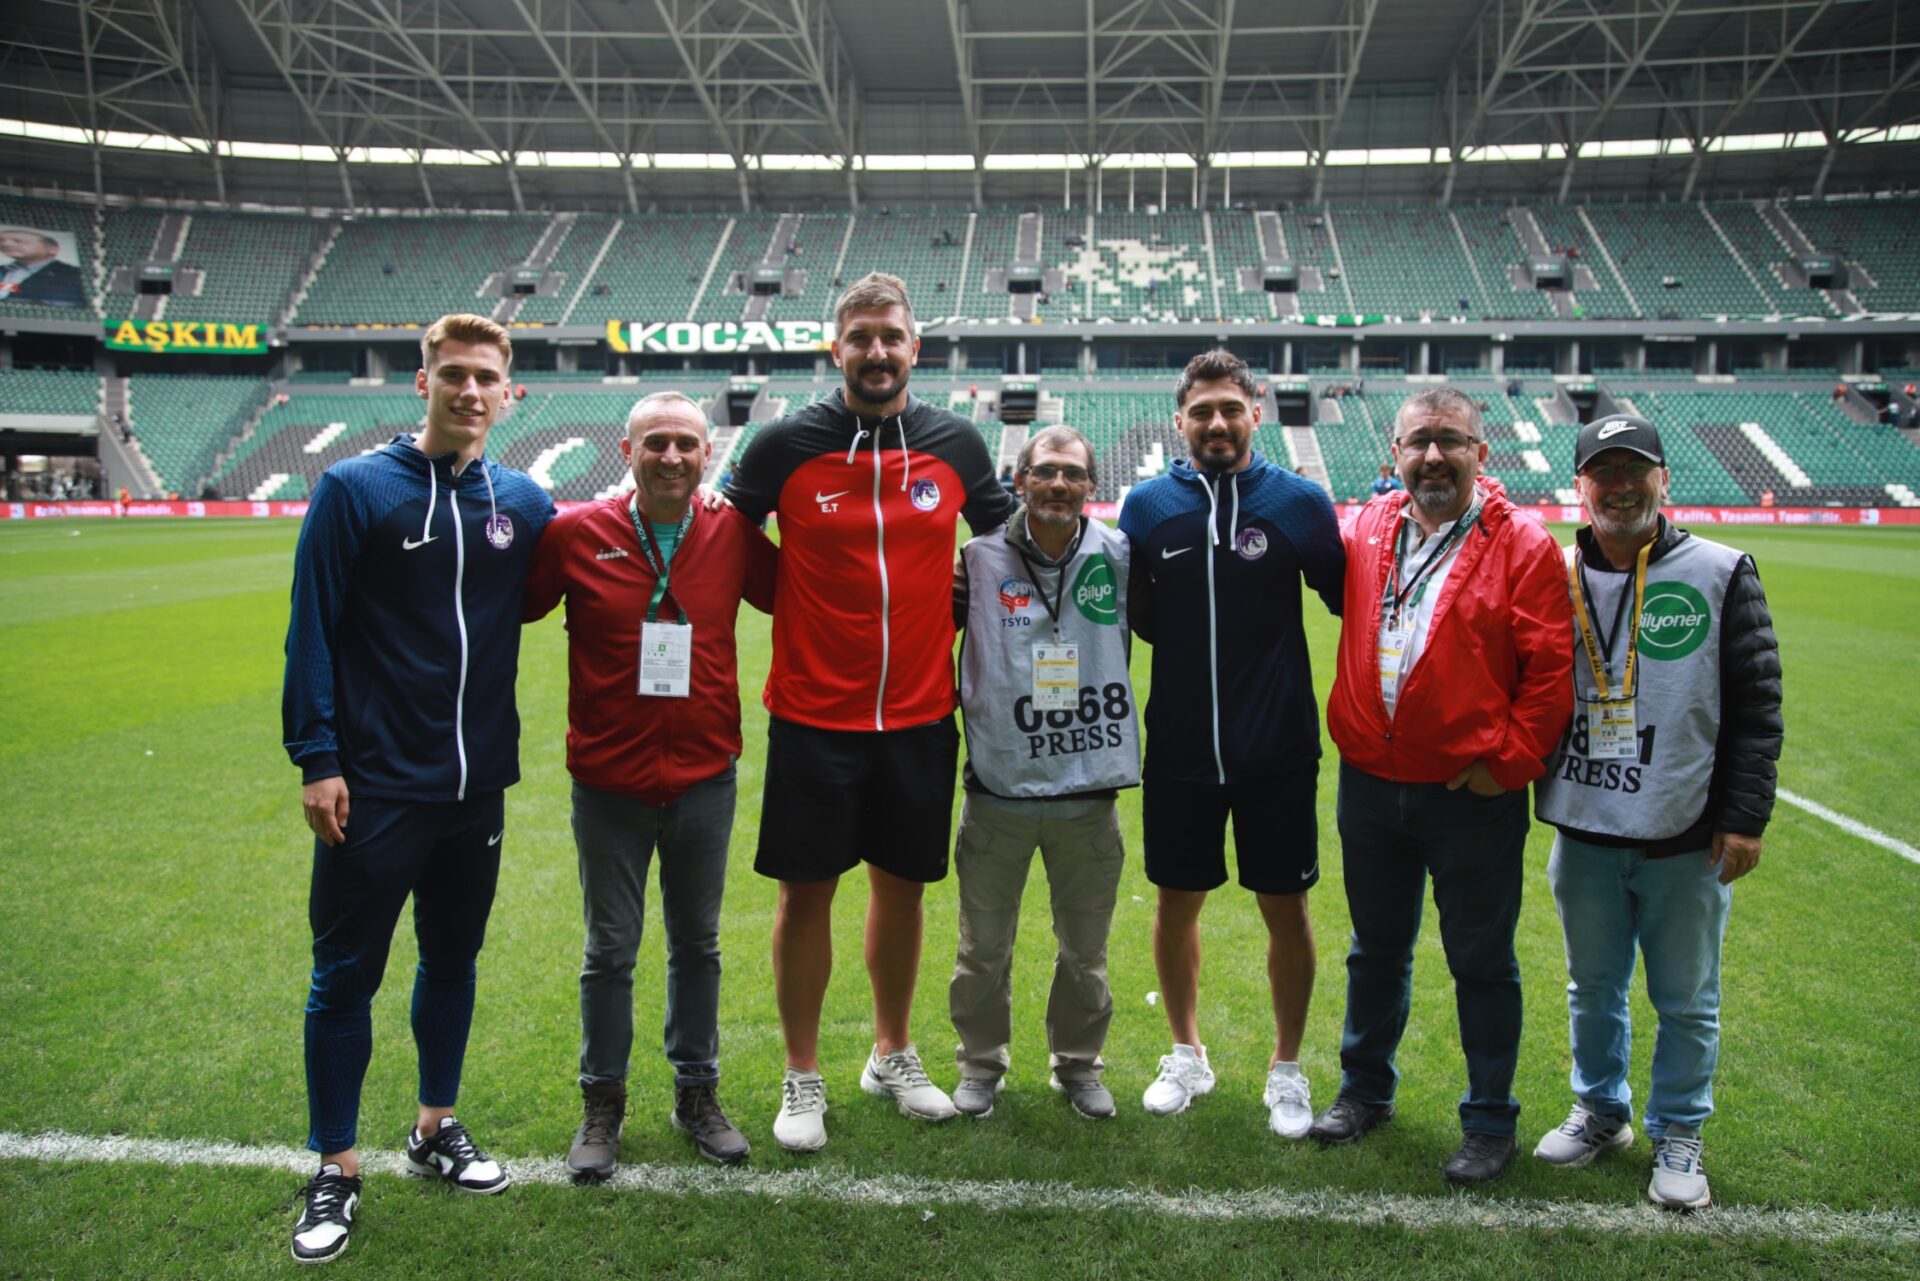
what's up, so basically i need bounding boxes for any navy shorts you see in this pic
[754,715,959,884]
[1141,762,1320,895]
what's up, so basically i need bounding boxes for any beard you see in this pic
[1410,463,1462,514]
[1587,496,1659,541]
[846,361,908,406]
[1195,435,1247,473]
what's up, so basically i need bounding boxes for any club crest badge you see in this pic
[909,478,941,511]
[485,514,515,550]
[1234,528,1268,561]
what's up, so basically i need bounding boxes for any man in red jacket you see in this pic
[523,391,777,1178]
[1309,387,1573,1185]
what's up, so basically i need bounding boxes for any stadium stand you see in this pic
[0,366,100,416]
[1528,204,1638,319]
[834,208,971,316]
[126,372,271,493]
[294,215,547,325]
[1452,206,1554,319]
[97,207,168,319]
[1279,210,1352,314]
[499,213,612,325]
[171,212,332,324]
[1077,210,1212,323]
[1337,204,1482,320]
[1581,203,1773,318]
[1785,196,1920,313]
[1209,209,1270,322]
[561,214,729,328]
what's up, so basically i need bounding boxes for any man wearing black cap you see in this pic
[1531,414,1782,1211]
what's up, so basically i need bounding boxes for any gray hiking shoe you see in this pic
[1052,1074,1116,1120]
[672,1083,750,1164]
[567,1081,625,1183]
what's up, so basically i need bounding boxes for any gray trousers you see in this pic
[571,772,735,1087]
[948,795,1126,1083]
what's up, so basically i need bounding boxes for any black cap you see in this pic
[1574,414,1665,472]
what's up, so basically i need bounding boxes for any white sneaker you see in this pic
[1142,1044,1215,1116]
[860,1045,957,1121]
[773,1068,828,1152]
[1534,1104,1633,1168]
[1648,1134,1711,1209]
[1262,1062,1312,1138]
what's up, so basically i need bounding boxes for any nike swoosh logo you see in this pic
[1596,421,1635,439]
[1161,546,1192,559]
[402,535,435,550]
[487,831,503,846]
[815,490,849,503]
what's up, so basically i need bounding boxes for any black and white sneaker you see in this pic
[403,1116,511,1195]
[291,1164,361,1264]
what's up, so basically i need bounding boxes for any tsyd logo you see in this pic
[998,576,1034,613]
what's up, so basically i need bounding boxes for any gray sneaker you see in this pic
[1649,1134,1711,1209]
[567,1081,626,1183]
[1051,1074,1116,1120]
[1534,1104,1632,1168]
[952,1076,1004,1118]
[860,1045,957,1121]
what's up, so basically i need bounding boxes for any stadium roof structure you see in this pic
[2,0,1918,211]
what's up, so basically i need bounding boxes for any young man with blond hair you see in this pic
[282,313,555,1263]
[724,272,1015,1152]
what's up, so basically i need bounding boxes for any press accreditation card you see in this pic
[1377,622,1412,705]
[639,621,693,698]
[1032,643,1080,711]
[1584,696,1637,759]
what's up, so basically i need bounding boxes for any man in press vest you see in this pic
[947,425,1140,1121]
[1532,414,1782,1211]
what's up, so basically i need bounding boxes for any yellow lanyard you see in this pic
[1569,539,1650,701]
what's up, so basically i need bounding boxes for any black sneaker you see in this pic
[1308,1095,1395,1146]
[568,1081,626,1183]
[403,1116,511,1194]
[291,1164,361,1265]
[672,1083,750,1164]
[1443,1132,1519,1185]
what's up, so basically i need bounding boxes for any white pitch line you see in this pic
[2,1131,1916,1247]
[1778,788,1920,866]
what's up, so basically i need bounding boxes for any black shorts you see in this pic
[754,714,960,884]
[1141,762,1320,895]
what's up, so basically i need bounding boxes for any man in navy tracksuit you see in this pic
[281,314,554,1265]
[1119,349,1344,1136]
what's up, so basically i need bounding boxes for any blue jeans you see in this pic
[571,772,735,1087]
[1334,762,1529,1137]
[1547,833,1731,1139]
[304,792,504,1154]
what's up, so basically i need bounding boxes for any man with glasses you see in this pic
[1312,387,1573,1185]
[947,426,1139,1121]
[1119,349,1344,1137]
[1531,415,1780,1210]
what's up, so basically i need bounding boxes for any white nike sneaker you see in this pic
[1142,1044,1215,1116]
[1262,1062,1313,1139]
[773,1068,828,1152]
[860,1045,957,1121]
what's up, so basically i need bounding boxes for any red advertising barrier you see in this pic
[1,500,311,519]
[1081,500,1920,527]
[8,498,1918,527]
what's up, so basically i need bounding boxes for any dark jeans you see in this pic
[1334,761,1528,1137]
[571,772,735,1087]
[303,791,504,1154]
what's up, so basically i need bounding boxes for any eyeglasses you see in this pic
[1393,432,1481,455]
[1025,463,1090,483]
[1582,460,1660,482]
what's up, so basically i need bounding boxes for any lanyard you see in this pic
[1384,494,1481,625]
[627,494,694,622]
[1569,538,1651,700]
[1016,522,1084,643]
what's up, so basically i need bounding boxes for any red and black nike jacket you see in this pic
[725,390,1015,732]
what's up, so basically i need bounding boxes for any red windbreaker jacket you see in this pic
[523,498,778,804]
[1327,479,1574,790]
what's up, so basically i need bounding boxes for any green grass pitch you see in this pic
[1,517,1917,1279]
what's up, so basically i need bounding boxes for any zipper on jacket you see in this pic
[449,480,471,801]
[870,423,892,731]
[1205,477,1226,784]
